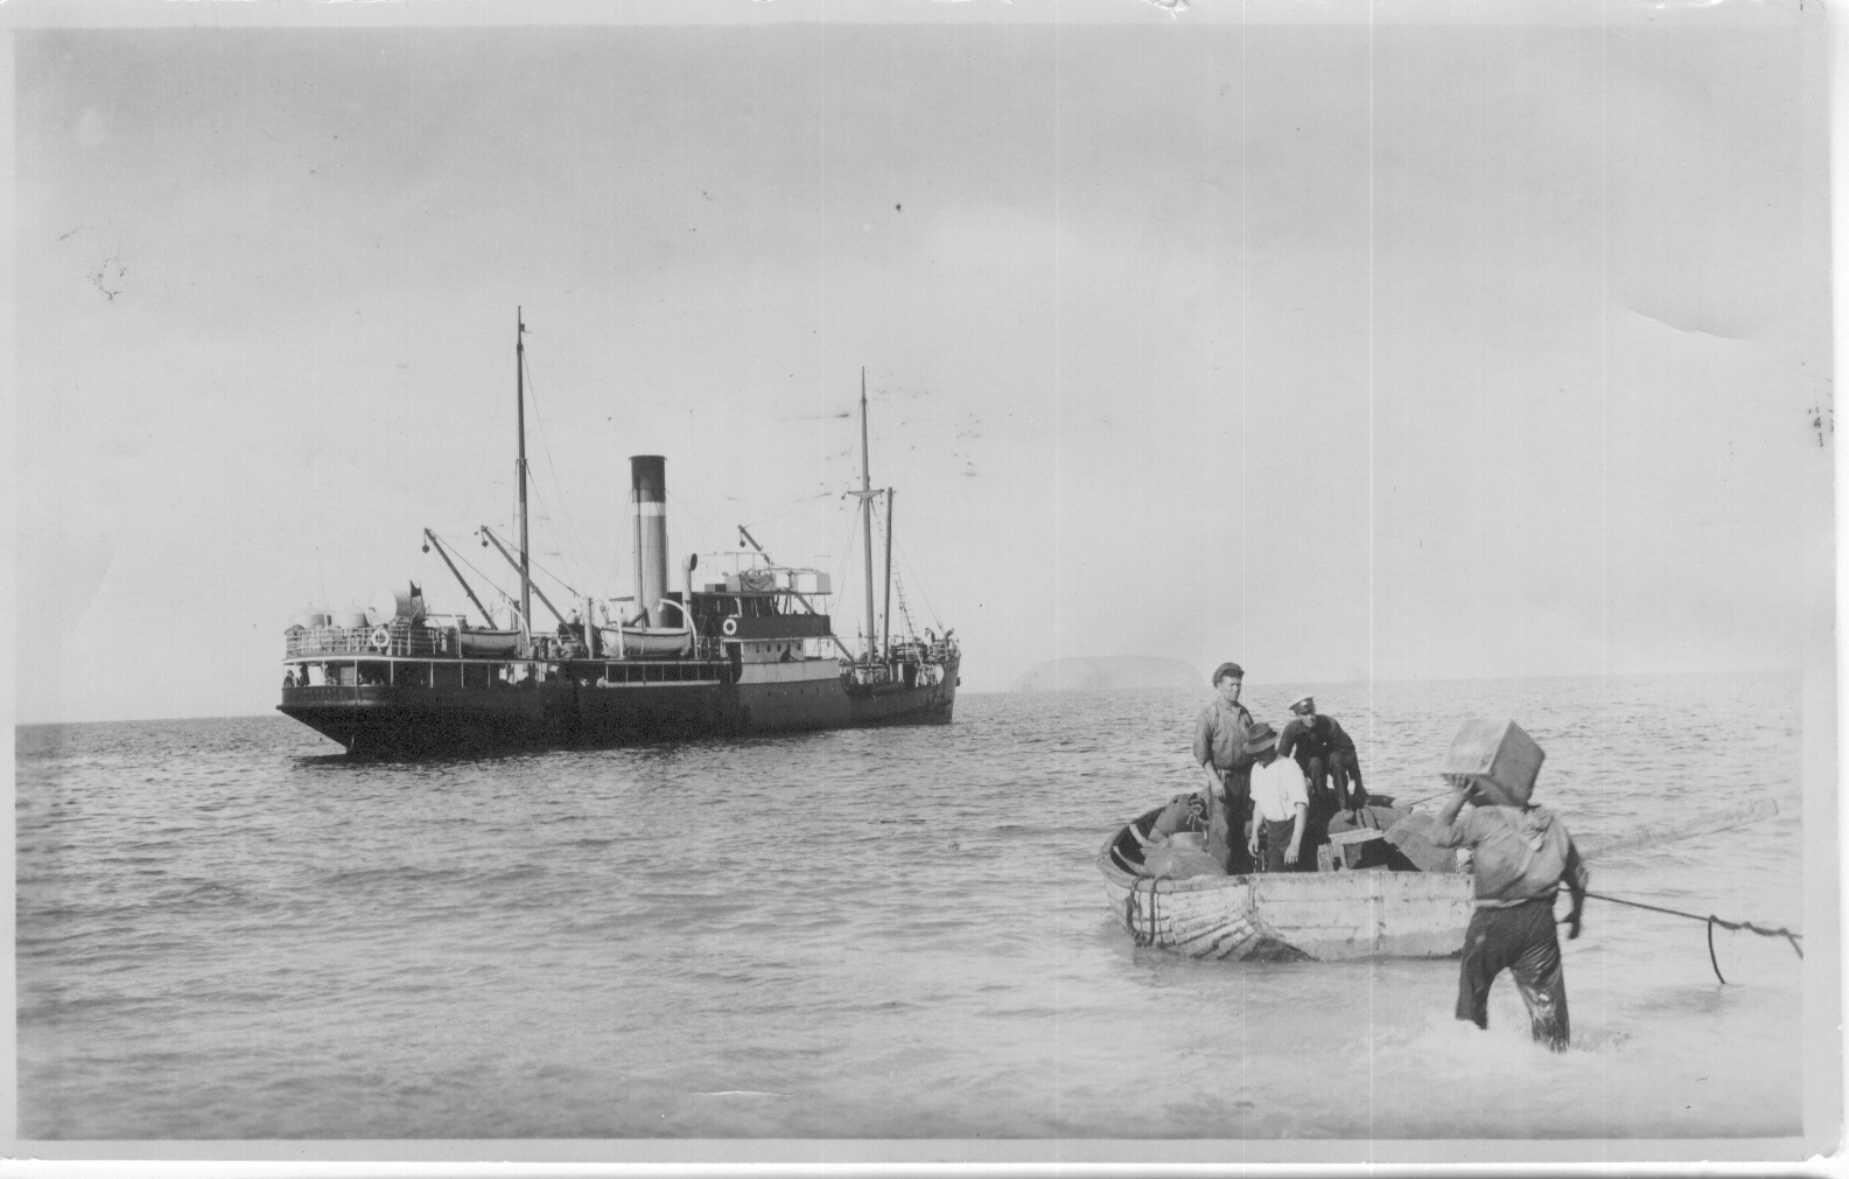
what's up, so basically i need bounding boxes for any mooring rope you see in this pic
[1126,876,1162,948]
[1126,879,1143,945]
[1124,879,1153,953]
[1583,888,1802,984]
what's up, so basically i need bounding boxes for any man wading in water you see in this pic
[1432,719,1589,1052]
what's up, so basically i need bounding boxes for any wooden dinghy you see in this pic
[1098,805,1475,962]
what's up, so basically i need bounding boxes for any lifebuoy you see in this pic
[370,625,391,651]
[721,617,739,637]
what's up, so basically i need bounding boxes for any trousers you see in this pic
[1455,896,1571,1052]
[1210,767,1255,875]
[1300,751,1361,860]
[1259,817,1305,872]
[1305,750,1367,810]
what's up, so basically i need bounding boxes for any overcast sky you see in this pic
[6,0,1834,723]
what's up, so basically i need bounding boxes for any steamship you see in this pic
[277,312,960,757]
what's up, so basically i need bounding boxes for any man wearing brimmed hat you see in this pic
[1432,719,1589,1052]
[1245,722,1310,871]
[1192,661,1258,874]
[1278,695,1367,861]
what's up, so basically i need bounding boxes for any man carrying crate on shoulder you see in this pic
[1432,718,1590,1053]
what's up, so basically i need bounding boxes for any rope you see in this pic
[524,549,586,603]
[893,569,918,640]
[1141,876,1153,945]
[428,533,517,615]
[520,345,594,590]
[1126,874,1161,947]
[1584,888,1802,983]
[891,531,945,629]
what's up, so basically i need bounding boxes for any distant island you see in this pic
[1012,656,1200,694]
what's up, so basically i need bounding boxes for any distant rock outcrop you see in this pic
[1012,655,1200,694]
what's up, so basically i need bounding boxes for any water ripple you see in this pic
[14,674,1812,1139]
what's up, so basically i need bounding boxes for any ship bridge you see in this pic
[689,566,834,642]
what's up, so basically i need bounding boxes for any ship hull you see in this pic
[278,660,958,757]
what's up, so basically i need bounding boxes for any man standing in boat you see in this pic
[1244,723,1310,871]
[1193,661,1257,875]
[1432,719,1589,1052]
[1278,695,1367,860]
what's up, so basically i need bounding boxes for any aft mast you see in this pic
[856,368,878,663]
[882,489,894,656]
[515,308,532,644]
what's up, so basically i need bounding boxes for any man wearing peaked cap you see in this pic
[1278,695,1368,861]
[1432,719,1590,1052]
[1192,660,1257,874]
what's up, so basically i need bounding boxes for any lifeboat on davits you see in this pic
[597,625,695,658]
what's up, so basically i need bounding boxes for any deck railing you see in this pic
[280,658,734,695]
[285,623,454,659]
[286,624,738,663]
[875,640,958,665]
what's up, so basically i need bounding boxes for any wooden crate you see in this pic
[1441,718,1545,806]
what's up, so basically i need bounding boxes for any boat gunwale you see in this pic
[1097,806,1472,896]
[1097,806,1254,895]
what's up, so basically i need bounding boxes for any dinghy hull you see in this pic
[1099,807,1475,961]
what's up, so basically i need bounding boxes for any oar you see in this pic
[1577,797,1779,863]
[1391,795,1778,860]
[1384,797,1782,875]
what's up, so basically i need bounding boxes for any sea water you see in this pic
[14,673,1819,1142]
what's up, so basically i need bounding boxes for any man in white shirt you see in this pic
[1245,723,1310,872]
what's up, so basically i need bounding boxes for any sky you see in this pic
[4,0,1836,723]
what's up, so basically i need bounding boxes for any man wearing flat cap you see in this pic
[1192,661,1258,874]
